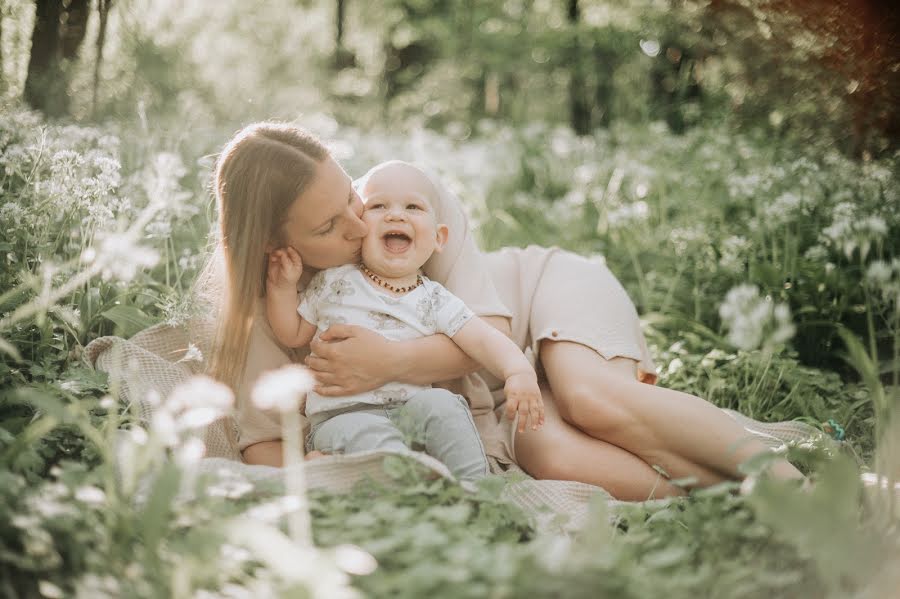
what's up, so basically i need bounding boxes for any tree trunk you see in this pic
[336,0,345,48]
[24,0,91,116]
[0,2,5,94]
[91,0,113,118]
[24,0,64,114]
[567,0,590,135]
[593,46,616,128]
[60,0,89,59]
[332,0,355,69]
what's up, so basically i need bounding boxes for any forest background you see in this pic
[1,1,899,597]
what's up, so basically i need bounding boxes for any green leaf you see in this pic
[641,545,691,568]
[837,326,885,415]
[101,305,156,337]
[140,462,182,554]
[0,337,22,361]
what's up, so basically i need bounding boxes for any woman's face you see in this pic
[279,157,368,270]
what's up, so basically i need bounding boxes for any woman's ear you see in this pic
[432,224,450,253]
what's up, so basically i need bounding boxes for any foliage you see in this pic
[0,0,898,591]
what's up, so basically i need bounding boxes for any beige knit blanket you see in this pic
[84,323,825,533]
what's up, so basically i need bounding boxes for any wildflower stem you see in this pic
[623,235,649,310]
[281,408,312,546]
[860,254,879,363]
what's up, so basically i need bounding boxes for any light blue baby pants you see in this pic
[307,388,489,482]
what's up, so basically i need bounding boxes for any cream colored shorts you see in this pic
[483,246,658,465]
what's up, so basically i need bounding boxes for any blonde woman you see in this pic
[204,122,803,501]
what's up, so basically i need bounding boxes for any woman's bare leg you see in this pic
[514,384,690,500]
[539,340,804,482]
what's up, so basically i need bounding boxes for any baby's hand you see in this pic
[267,247,303,290]
[503,372,545,433]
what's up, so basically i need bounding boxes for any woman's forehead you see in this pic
[288,157,351,226]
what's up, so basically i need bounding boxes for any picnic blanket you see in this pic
[84,323,826,533]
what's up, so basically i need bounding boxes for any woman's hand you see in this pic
[504,372,545,433]
[305,324,394,395]
[267,247,303,290]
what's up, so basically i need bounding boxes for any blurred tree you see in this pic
[24,0,90,116]
[699,0,899,155]
[0,2,5,94]
[568,0,591,135]
[90,0,113,118]
[380,1,442,107]
[332,0,357,69]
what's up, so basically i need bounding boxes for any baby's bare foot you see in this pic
[305,450,326,461]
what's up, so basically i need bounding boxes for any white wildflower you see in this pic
[333,544,378,575]
[719,235,751,273]
[74,573,120,598]
[866,260,892,284]
[574,164,597,185]
[74,485,107,505]
[252,365,315,412]
[143,151,189,209]
[209,478,255,499]
[165,375,234,431]
[129,426,149,446]
[822,202,888,259]
[639,39,661,57]
[803,245,829,262]
[668,226,706,256]
[718,284,795,351]
[865,259,900,305]
[608,201,649,228]
[246,495,303,524]
[145,218,172,238]
[177,342,204,364]
[0,202,26,227]
[762,192,804,227]
[174,437,206,466]
[150,410,179,447]
[38,581,65,599]
[92,232,160,282]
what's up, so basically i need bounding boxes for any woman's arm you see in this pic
[305,315,511,396]
[242,440,285,467]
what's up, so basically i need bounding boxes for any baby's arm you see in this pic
[451,318,545,432]
[265,247,318,349]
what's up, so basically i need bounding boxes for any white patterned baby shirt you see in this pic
[299,263,475,419]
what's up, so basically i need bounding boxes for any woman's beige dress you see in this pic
[235,186,657,466]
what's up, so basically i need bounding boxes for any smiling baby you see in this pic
[264,161,543,481]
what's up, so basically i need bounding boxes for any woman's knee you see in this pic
[552,382,634,434]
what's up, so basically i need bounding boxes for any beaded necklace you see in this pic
[359,263,423,294]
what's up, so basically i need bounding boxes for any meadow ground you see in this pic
[0,105,898,597]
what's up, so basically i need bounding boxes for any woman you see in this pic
[205,122,802,501]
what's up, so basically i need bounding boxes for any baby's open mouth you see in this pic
[382,232,412,253]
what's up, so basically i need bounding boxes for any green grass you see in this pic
[0,104,898,597]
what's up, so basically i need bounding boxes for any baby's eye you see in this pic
[368,203,385,210]
[406,204,423,210]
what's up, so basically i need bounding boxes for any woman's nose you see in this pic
[344,211,368,240]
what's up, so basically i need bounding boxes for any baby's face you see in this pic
[360,164,448,279]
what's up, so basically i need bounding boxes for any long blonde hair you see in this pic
[200,123,328,392]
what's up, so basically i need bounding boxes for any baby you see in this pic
[265,161,543,481]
